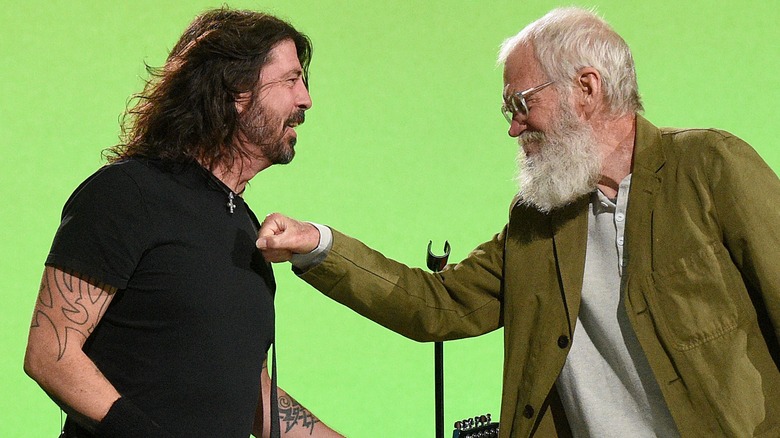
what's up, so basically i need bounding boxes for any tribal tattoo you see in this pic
[30,268,114,361]
[279,393,320,435]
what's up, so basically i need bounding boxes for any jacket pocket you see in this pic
[645,242,750,351]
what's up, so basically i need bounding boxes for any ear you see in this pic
[234,91,252,115]
[573,67,602,116]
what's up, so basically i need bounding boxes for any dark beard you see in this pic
[239,103,306,165]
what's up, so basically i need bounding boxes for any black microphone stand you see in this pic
[426,241,450,438]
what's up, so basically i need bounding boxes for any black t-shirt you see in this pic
[47,158,275,437]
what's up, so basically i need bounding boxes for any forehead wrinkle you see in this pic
[503,43,545,89]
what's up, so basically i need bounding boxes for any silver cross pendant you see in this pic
[227,192,236,214]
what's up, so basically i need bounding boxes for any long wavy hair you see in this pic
[105,7,312,170]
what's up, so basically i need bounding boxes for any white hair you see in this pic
[498,7,643,116]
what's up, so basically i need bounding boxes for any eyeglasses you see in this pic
[501,81,554,123]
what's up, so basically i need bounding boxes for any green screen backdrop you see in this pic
[2,1,778,436]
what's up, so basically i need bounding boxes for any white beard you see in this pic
[515,101,602,213]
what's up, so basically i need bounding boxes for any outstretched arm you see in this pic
[257,212,504,342]
[253,360,344,438]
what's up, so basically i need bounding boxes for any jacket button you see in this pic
[523,405,534,419]
[557,335,569,348]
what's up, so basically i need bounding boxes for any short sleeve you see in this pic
[46,163,150,290]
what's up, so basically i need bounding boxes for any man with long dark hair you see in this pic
[24,7,341,438]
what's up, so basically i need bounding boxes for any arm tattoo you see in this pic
[279,394,320,435]
[30,269,113,361]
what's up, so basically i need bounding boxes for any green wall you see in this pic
[2,1,777,436]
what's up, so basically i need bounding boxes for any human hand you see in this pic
[256,213,320,262]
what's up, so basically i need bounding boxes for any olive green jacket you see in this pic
[300,116,780,437]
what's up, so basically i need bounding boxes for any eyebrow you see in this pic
[270,67,303,82]
[262,67,300,82]
[287,68,303,77]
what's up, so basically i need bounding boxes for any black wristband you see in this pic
[94,397,172,438]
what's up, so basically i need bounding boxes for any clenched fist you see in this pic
[256,213,320,262]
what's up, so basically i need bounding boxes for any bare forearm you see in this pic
[24,266,120,430]
[26,350,120,429]
[254,365,343,437]
[277,388,342,437]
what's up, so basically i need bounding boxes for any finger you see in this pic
[256,234,282,250]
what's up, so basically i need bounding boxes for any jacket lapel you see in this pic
[625,115,666,272]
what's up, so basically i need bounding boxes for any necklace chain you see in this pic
[202,166,237,215]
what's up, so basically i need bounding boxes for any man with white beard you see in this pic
[255,7,780,438]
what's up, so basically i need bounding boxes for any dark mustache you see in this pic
[286,110,305,126]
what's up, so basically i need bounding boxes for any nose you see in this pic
[297,80,312,110]
[508,116,526,138]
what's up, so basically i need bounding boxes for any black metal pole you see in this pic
[435,341,444,438]
[427,241,450,438]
